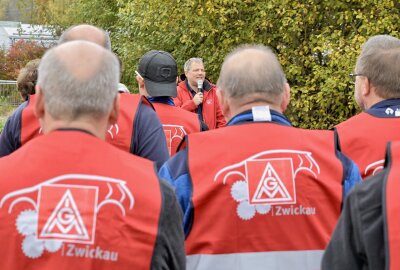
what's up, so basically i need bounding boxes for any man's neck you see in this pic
[41,115,109,140]
[363,96,386,110]
[188,82,198,93]
[226,102,282,122]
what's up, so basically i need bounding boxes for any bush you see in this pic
[0,39,47,80]
[32,0,400,129]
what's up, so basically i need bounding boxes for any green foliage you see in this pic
[0,105,15,133]
[30,0,400,128]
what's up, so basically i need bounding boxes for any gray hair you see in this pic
[356,35,400,98]
[217,45,286,101]
[184,57,203,73]
[58,24,112,51]
[37,41,119,120]
[359,35,400,56]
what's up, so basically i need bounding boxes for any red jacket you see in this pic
[335,112,400,179]
[153,102,201,156]
[21,94,40,145]
[174,80,226,129]
[384,141,400,270]
[0,131,161,270]
[185,123,343,267]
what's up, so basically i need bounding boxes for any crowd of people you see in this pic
[0,23,399,270]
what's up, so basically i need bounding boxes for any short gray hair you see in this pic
[58,24,112,51]
[37,41,119,120]
[184,58,203,73]
[356,35,400,98]
[217,45,286,101]
[359,35,400,56]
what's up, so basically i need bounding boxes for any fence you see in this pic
[0,80,21,107]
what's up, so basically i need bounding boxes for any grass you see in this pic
[0,105,17,132]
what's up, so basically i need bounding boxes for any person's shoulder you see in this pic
[9,100,29,118]
[173,105,197,116]
[158,178,175,201]
[203,80,216,91]
[349,171,384,212]
[177,81,188,91]
[137,98,158,119]
[163,148,189,180]
[335,112,368,128]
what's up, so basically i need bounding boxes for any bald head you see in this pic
[37,40,119,120]
[58,24,111,50]
[217,45,286,104]
[55,40,106,81]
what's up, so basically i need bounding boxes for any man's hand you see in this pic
[193,92,203,106]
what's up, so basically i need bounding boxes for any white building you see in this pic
[0,21,57,49]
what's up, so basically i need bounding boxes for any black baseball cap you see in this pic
[138,50,177,97]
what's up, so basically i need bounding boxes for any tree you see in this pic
[0,39,46,80]
[27,0,400,128]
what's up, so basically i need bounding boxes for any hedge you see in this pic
[33,0,400,128]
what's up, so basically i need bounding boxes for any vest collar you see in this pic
[228,109,292,126]
[147,96,175,106]
[55,128,96,137]
[367,99,400,117]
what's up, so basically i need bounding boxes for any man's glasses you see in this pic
[349,73,364,83]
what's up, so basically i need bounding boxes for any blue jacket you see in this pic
[365,99,400,117]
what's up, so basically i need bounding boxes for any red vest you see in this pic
[21,95,41,145]
[0,131,161,270]
[20,93,143,153]
[153,102,201,156]
[336,112,400,179]
[384,141,400,270]
[105,93,143,152]
[186,123,343,268]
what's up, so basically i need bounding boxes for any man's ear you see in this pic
[136,75,145,88]
[361,77,371,97]
[136,76,149,96]
[217,88,230,120]
[108,94,120,126]
[280,83,291,113]
[34,85,45,119]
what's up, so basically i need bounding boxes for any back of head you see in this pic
[58,24,111,50]
[217,45,286,104]
[17,58,40,100]
[37,40,119,121]
[138,50,177,97]
[360,35,400,55]
[356,35,400,99]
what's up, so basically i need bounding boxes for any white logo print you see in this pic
[162,124,187,155]
[251,162,292,204]
[215,150,319,220]
[107,124,120,139]
[386,108,394,115]
[40,189,90,241]
[364,159,385,176]
[1,174,134,260]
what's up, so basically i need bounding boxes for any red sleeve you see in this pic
[174,85,197,112]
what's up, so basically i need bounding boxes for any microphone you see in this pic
[197,80,203,93]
